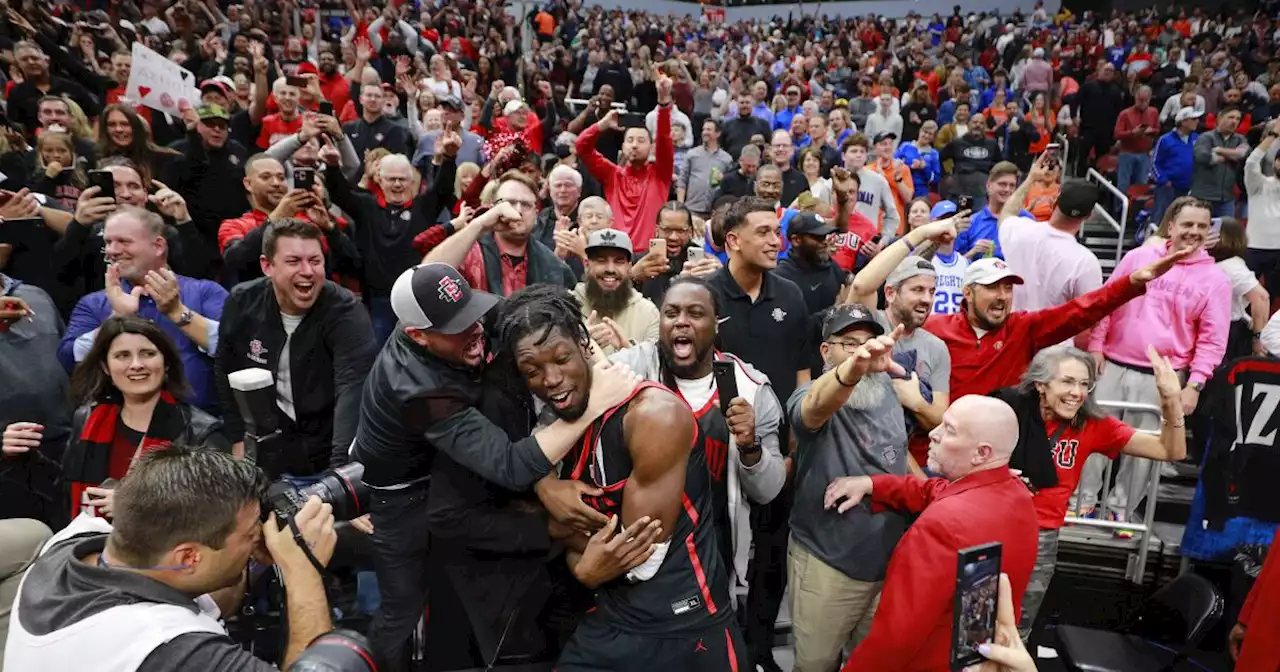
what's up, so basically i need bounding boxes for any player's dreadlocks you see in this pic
[493,284,593,385]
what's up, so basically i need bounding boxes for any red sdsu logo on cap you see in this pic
[438,277,464,303]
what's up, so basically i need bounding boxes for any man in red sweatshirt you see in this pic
[923,246,1190,403]
[576,75,675,250]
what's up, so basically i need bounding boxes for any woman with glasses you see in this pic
[992,345,1187,639]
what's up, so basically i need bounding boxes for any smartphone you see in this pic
[0,217,45,248]
[88,169,115,201]
[712,360,738,415]
[951,542,1002,671]
[286,75,309,88]
[686,247,706,263]
[955,194,974,212]
[1211,217,1222,234]
[648,238,665,257]
[318,100,334,116]
[293,168,315,191]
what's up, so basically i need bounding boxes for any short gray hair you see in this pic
[548,164,583,188]
[377,153,413,176]
[1018,346,1105,428]
[739,145,762,161]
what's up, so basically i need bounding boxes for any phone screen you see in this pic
[956,195,974,212]
[318,100,334,116]
[951,543,1002,670]
[1211,217,1222,234]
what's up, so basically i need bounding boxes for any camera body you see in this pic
[262,462,368,523]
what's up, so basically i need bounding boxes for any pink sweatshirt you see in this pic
[1088,244,1231,386]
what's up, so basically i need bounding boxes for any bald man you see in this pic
[826,395,1039,671]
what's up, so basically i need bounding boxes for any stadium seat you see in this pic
[1054,573,1223,672]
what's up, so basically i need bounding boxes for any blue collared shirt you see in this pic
[58,274,228,411]
[954,206,1033,260]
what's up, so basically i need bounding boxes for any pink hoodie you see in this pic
[1088,244,1231,386]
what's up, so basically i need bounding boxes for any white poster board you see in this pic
[125,43,200,116]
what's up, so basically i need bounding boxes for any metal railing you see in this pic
[1055,132,1071,179]
[1065,400,1165,585]
[1086,168,1130,270]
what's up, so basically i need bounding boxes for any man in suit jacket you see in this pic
[826,395,1039,671]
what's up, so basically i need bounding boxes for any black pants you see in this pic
[1248,247,1280,297]
[744,481,794,664]
[1074,127,1114,178]
[367,483,432,672]
[556,616,748,672]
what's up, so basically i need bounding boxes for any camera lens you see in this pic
[287,629,376,672]
[294,462,368,521]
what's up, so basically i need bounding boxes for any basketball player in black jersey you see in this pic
[495,285,748,672]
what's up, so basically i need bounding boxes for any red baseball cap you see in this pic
[296,61,319,76]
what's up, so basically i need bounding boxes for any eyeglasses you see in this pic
[826,338,869,353]
[496,198,538,212]
[1052,376,1096,393]
[659,225,691,235]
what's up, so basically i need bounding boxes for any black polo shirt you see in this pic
[707,266,811,427]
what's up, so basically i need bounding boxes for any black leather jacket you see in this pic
[62,401,229,486]
[351,329,554,490]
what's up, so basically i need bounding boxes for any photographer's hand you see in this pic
[261,496,336,670]
[263,496,337,571]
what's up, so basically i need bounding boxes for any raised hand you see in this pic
[143,267,182,318]
[598,110,620,132]
[148,181,190,221]
[1130,245,1194,286]
[842,324,907,381]
[105,264,143,317]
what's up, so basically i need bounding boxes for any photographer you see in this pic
[2,447,338,672]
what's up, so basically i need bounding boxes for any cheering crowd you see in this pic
[1,0,1280,671]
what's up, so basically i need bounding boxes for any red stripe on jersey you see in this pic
[686,533,717,615]
[725,629,740,672]
[682,492,700,527]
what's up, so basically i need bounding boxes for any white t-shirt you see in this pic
[931,250,968,315]
[1217,256,1260,323]
[999,216,1103,314]
[675,373,716,411]
[276,313,305,421]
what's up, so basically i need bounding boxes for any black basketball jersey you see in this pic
[1202,357,1280,528]
[559,382,732,636]
[672,379,734,576]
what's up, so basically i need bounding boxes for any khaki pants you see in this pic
[1077,362,1165,519]
[787,538,882,672]
[1,519,52,668]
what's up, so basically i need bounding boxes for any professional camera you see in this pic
[287,630,377,672]
[263,462,369,523]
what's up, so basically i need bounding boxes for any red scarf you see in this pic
[67,391,184,516]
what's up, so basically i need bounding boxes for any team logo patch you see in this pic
[671,595,702,616]
[771,307,787,322]
[438,276,464,303]
[375,133,384,142]
[248,339,268,364]
[882,445,900,464]
[229,155,240,166]
[994,341,1004,350]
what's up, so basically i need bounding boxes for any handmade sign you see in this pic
[125,43,200,116]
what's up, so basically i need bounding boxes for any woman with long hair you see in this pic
[797,147,831,205]
[96,104,181,184]
[1208,218,1271,359]
[1,317,228,519]
[993,345,1186,639]
[1026,92,1055,156]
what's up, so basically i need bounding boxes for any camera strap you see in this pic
[283,513,329,577]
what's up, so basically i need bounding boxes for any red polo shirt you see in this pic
[923,275,1144,402]
[318,72,351,113]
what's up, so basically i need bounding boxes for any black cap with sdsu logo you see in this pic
[390,263,499,334]
[1055,180,1099,219]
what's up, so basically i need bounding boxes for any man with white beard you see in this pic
[785,305,910,672]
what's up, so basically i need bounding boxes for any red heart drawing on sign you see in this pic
[137,85,152,99]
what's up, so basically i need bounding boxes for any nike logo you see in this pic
[717,316,732,325]
[810,283,822,290]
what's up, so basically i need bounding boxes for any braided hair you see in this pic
[493,285,592,398]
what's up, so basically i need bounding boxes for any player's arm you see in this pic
[620,388,693,537]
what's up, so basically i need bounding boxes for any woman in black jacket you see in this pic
[2,316,227,521]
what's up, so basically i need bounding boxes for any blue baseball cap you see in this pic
[930,200,958,220]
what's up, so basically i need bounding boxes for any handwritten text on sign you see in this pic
[126,43,200,116]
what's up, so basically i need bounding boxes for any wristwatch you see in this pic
[1188,381,1204,393]
[173,308,194,327]
[740,437,763,455]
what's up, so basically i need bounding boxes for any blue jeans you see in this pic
[370,294,396,349]
[1151,182,1185,230]
[1116,152,1151,196]
[1209,200,1237,219]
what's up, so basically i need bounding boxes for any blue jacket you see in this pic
[59,275,227,411]
[894,142,942,197]
[1151,130,1198,192]
[954,205,1032,260]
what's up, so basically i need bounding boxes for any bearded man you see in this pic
[785,305,911,672]
[573,229,659,355]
